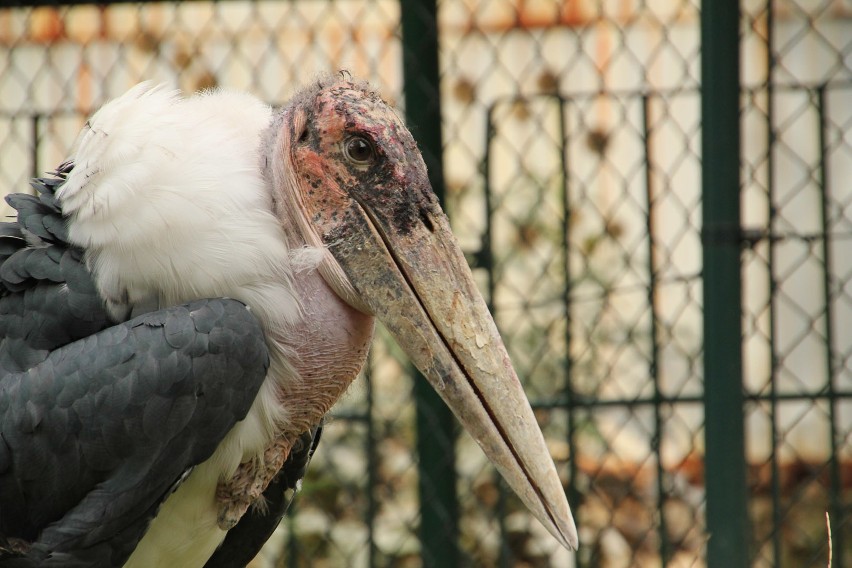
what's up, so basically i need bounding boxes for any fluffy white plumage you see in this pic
[59,83,312,567]
[61,83,298,327]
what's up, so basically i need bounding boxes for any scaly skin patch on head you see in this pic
[290,82,437,244]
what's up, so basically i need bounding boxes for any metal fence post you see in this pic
[400,1,460,566]
[701,1,750,566]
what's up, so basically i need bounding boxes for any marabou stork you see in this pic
[0,76,577,566]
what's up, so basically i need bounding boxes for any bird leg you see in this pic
[215,435,295,530]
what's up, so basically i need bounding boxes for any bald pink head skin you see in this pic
[264,76,578,551]
[280,79,437,271]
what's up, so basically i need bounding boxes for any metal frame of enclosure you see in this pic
[1,1,849,566]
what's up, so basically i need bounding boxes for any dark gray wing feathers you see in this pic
[0,167,273,566]
[0,169,109,375]
[0,300,269,567]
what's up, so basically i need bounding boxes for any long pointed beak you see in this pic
[324,191,578,550]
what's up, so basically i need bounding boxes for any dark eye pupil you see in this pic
[346,137,373,163]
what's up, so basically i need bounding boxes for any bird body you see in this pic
[0,77,576,566]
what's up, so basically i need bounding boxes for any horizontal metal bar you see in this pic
[744,390,852,402]
[532,396,704,409]
[531,389,852,411]
[4,81,850,123]
[741,229,852,246]
[481,272,703,312]
[480,80,852,112]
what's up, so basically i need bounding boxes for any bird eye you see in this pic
[344,136,375,165]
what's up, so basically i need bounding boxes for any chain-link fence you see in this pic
[740,1,851,566]
[1,1,850,567]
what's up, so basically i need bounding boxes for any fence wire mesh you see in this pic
[741,1,851,566]
[0,1,849,567]
[448,4,706,564]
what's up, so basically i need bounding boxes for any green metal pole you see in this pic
[400,1,459,566]
[701,1,750,566]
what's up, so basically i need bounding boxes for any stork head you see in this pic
[265,76,578,550]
